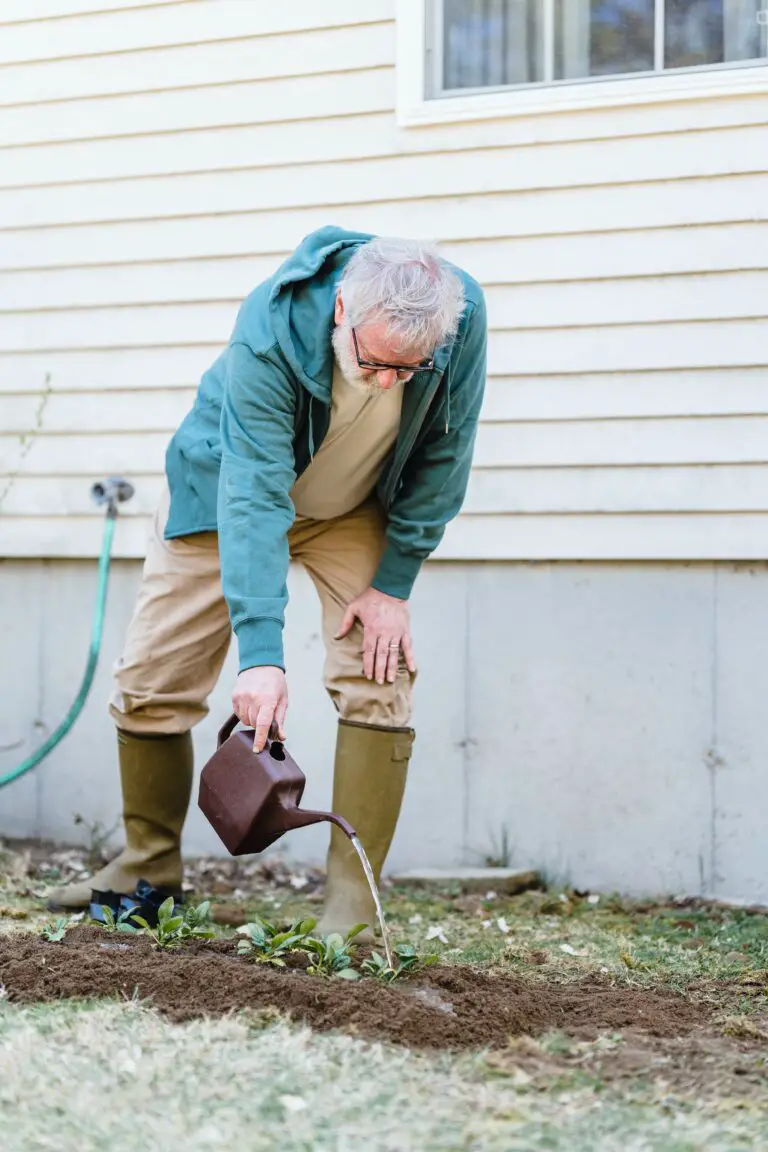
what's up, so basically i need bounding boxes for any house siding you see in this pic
[1,0,766,559]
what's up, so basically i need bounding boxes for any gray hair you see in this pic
[339,236,465,354]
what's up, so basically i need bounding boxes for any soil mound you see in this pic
[0,931,705,1051]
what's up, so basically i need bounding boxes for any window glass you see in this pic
[442,0,543,90]
[433,0,767,96]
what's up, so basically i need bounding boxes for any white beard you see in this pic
[331,325,382,396]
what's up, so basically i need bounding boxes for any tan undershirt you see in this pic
[291,363,403,521]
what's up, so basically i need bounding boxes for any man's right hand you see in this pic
[232,666,288,752]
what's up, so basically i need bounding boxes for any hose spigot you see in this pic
[91,477,135,518]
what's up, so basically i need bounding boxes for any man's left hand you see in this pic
[335,587,417,685]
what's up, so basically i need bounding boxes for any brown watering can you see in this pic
[198,714,355,855]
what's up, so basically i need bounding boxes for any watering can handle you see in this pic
[217,714,240,747]
[217,713,282,750]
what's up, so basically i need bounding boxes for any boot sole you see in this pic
[46,898,90,913]
[46,888,183,915]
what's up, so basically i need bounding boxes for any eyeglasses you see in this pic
[351,328,435,380]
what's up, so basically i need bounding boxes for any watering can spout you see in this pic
[284,807,356,839]
[198,715,356,855]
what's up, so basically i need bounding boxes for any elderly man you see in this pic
[49,226,487,934]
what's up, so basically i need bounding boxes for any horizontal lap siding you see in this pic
[3,178,766,268]
[1,2,767,559]
[2,275,767,347]
[0,1,195,25]
[0,1,393,64]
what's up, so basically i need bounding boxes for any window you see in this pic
[427,0,768,97]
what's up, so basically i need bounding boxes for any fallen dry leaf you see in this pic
[0,907,28,920]
[425,925,449,945]
[526,950,548,965]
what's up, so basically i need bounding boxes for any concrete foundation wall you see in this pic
[1,558,766,903]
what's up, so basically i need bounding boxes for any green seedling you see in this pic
[133,898,216,949]
[180,901,214,934]
[41,918,68,943]
[236,916,316,967]
[303,925,367,980]
[98,906,142,934]
[361,943,439,983]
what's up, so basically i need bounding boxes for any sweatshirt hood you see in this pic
[268,225,374,402]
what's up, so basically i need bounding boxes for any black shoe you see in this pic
[89,880,182,928]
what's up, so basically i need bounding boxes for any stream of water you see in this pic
[349,834,395,970]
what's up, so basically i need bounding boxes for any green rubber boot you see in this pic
[46,728,193,911]
[317,720,413,941]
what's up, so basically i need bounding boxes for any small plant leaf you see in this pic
[277,935,306,952]
[335,968,361,981]
[98,907,117,931]
[41,918,68,943]
[157,896,176,922]
[395,944,418,960]
[271,931,294,948]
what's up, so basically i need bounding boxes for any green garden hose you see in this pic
[0,478,133,790]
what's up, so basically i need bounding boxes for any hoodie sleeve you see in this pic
[371,296,487,601]
[217,340,297,672]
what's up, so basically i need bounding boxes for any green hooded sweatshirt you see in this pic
[164,226,487,673]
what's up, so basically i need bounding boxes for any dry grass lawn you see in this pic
[2,839,768,1150]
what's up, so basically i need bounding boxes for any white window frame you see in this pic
[396,0,768,126]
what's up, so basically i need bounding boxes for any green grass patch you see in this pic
[4,848,768,1147]
[0,1000,766,1151]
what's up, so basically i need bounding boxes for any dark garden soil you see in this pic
[0,926,709,1052]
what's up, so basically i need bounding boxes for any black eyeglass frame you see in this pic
[351,328,435,377]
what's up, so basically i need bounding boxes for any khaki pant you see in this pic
[110,491,414,734]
